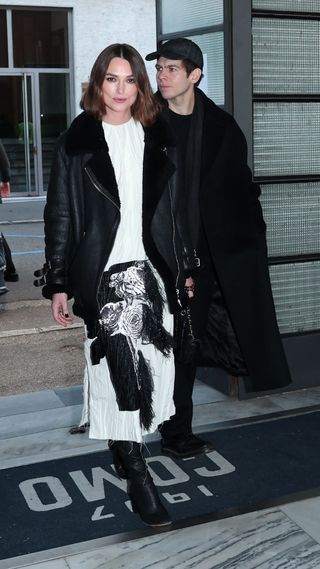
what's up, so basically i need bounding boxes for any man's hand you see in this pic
[52,292,73,327]
[184,276,195,299]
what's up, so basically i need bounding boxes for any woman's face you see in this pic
[102,57,138,124]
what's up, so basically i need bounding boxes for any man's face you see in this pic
[155,56,195,101]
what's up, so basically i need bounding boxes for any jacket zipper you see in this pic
[168,175,182,307]
[84,166,120,211]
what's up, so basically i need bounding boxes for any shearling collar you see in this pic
[65,111,176,157]
[65,112,105,156]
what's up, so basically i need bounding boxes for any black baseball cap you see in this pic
[145,38,203,70]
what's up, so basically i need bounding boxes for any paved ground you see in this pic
[0,198,84,396]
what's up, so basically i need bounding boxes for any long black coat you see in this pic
[38,112,195,322]
[188,89,291,391]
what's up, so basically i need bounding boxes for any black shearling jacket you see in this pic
[38,111,195,322]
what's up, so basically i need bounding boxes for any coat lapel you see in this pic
[65,112,119,203]
[200,96,228,186]
[143,116,176,220]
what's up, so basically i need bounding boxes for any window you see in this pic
[260,182,320,257]
[253,18,320,94]
[254,102,320,177]
[270,262,320,334]
[161,0,223,32]
[12,9,69,68]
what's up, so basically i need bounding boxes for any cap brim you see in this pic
[145,51,159,61]
[146,48,203,69]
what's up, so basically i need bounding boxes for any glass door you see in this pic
[0,73,37,195]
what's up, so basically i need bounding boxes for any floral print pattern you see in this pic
[100,263,152,381]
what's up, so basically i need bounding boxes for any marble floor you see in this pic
[1,381,320,569]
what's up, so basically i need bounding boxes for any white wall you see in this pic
[2,0,158,113]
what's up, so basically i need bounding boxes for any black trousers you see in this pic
[160,251,215,442]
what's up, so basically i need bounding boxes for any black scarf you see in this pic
[162,89,205,249]
[185,89,204,248]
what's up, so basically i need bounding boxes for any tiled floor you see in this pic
[1,382,320,569]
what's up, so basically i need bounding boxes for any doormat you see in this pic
[1,411,320,561]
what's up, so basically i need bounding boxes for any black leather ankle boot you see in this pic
[113,441,171,527]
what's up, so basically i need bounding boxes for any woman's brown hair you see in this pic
[81,43,160,126]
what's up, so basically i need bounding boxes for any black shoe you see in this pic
[0,286,9,296]
[161,434,215,459]
[4,270,19,282]
[114,441,172,527]
[69,423,88,434]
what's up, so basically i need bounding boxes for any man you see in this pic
[145,38,291,459]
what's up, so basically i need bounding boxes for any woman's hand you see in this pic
[184,276,195,299]
[51,293,73,326]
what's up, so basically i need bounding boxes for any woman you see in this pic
[35,44,195,527]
